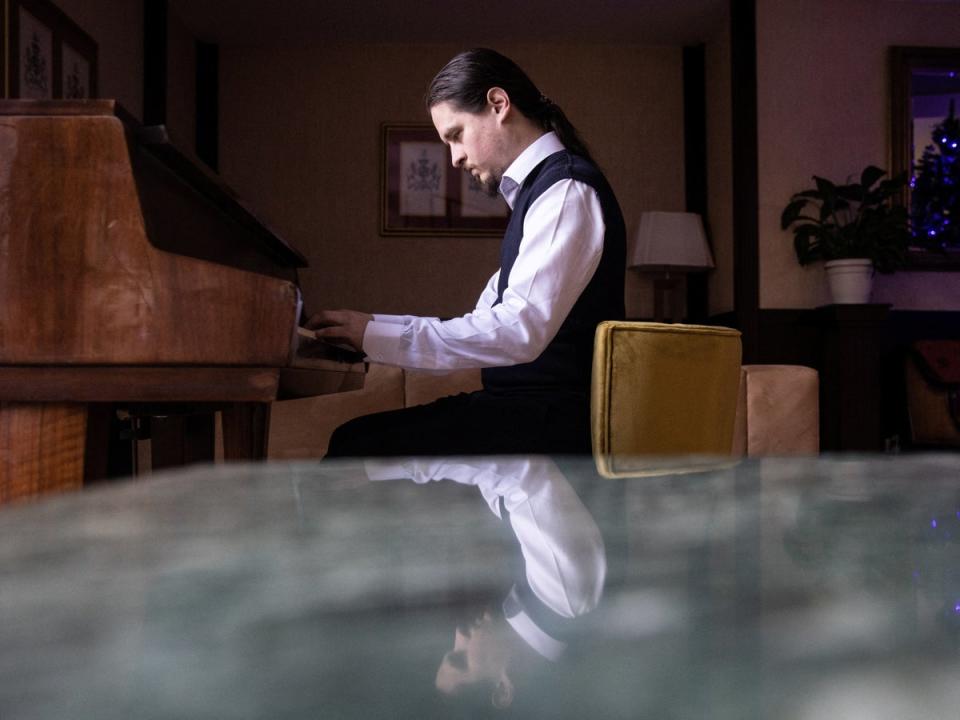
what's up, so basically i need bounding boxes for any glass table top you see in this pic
[1,454,959,719]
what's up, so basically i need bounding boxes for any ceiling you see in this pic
[166,0,729,47]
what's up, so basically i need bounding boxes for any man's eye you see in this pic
[447,651,467,671]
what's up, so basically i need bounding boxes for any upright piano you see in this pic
[0,100,365,502]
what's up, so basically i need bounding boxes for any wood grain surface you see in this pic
[0,403,86,504]
[0,110,299,365]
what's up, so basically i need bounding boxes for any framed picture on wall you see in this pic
[380,123,509,236]
[1,0,97,99]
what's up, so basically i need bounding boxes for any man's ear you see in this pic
[486,87,510,119]
[491,672,515,709]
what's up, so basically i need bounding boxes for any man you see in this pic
[369,458,607,710]
[308,48,625,457]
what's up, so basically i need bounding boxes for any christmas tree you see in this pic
[911,99,960,250]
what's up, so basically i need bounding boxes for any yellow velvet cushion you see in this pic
[591,321,742,476]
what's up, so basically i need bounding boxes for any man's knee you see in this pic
[325,416,374,458]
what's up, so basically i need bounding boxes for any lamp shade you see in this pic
[629,211,714,271]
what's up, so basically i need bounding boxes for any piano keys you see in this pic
[0,99,364,503]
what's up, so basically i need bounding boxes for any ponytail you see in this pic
[427,48,596,166]
[535,95,595,166]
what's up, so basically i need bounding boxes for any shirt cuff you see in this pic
[362,319,406,364]
[372,314,408,324]
[364,459,411,482]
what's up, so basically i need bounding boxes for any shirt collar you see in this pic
[498,131,565,209]
[502,585,566,661]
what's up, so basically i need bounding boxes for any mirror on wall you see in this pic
[891,46,960,269]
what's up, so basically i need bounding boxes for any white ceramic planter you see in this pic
[825,259,874,304]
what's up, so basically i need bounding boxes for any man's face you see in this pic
[435,609,509,695]
[431,99,509,194]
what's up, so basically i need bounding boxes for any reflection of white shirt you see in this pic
[364,457,606,623]
[362,132,607,371]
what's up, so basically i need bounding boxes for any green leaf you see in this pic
[814,176,836,196]
[860,165,886,191]
[781,198,808,229]
[834,184,862,202]
[792,224,822,265]
[877,174,908,198]
[819,197,835,222]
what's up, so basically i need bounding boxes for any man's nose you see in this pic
[451,147,465,167]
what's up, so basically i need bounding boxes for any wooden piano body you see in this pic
[0,100,364,502]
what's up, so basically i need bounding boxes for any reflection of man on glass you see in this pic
[435,607,532,710]
[307,48,626,457]
[365,457,606,708]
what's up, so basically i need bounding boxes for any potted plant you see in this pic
[780,165,910,303]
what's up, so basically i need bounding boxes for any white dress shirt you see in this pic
[362,132,607,371]
[364,456,607,660]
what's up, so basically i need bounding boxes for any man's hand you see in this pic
[304,309,373,353]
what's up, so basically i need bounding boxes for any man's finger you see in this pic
[304,310,345,329]
[315,327,357,347]
[303,315,324,330]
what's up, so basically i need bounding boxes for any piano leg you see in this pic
[0,402,87,504]
[221,402,271,461]
[123,402,271,472]
[82,404,117,482]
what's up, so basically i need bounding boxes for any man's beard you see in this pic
[478,170,502,198]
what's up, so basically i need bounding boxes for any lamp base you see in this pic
[653,273,680,323]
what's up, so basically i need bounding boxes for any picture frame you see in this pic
[2,0,97,99]
[889,46,960,269]
[380,123,509,236]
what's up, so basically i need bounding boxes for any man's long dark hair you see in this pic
[426,48,595,166]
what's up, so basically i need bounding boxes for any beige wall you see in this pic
[53,0,143,119]
[757,0,960,310]
[31,1,960,321]
[219,43,685,319]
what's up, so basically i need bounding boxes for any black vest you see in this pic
[482,150,625,394]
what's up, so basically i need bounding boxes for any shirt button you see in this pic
[508,490,526,504]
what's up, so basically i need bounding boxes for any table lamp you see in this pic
[629,211,714,323]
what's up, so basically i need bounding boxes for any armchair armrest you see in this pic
[732,365,819,456]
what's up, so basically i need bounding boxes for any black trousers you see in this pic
[325,389,592,458]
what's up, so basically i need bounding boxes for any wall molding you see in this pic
[683,44,709,323]
[730,0,760,362]
[143,0,167,125]
[195,41,218,171]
